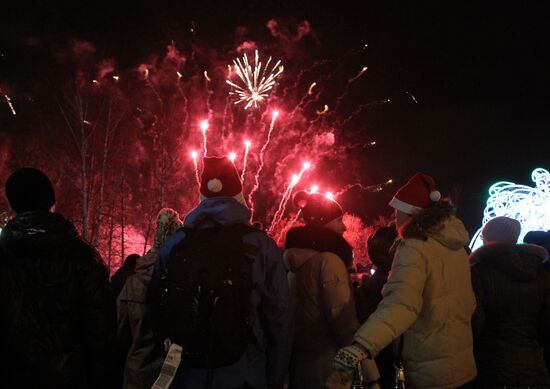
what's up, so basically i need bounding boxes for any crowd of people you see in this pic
[0,161,549,389]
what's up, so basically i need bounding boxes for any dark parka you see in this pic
[0,211,117,389]
[470,242,550,388]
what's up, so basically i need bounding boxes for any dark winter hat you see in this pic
[523,230,550,252]
[367,225,398,266]
[482,216,521,244]
[4,167,56,213]
[390,172,441,215]
[200,156,245,205]
[293,190,343,226]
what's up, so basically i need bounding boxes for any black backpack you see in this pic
[158,223,258,369]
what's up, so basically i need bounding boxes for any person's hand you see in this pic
[325,367,353,389]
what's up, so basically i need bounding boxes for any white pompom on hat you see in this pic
[389,172,441,215]
[199,155,245,205]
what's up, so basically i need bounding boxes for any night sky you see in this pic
[1,1,549,234]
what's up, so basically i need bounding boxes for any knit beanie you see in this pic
[293,190,343,226]
[389,172,441,215]
[482,216,521,244]
[4,167,56,213]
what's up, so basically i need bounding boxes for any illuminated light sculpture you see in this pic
[470,168,550,251]
[226,50,284,109]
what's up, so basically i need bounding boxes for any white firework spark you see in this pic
[226,50,284,109]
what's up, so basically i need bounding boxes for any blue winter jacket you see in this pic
[152,198,293,389]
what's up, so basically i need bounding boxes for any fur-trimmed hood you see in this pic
[400,201,469,250]
[470,242,548,281]
[284,225,353,268]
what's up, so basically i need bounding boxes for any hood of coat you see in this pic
[470,242,548,281]
[184,197,250,228]
[284,225,354,269]
[401,202,469,250]
[0,210,78,254]
[284,248,319,272]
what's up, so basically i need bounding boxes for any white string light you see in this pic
[470,168,550,251]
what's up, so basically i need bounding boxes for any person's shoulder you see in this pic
[62,237,107,271]
[317,251,347,271]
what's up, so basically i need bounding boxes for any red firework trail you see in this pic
[269,161,311,234]
[204,70,214,117]
[248,110,279,221]
[334,179,393,197]
[176,72,190,132]
[333,65,368,113]
[190,150,200,186]
[241,140,251,182]
[274,209,302,246]
[200,120,209,156]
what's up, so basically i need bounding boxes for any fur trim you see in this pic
[400,201,455,240]
[471,242,548,281]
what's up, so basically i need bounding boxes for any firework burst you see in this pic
[226,50,284,109]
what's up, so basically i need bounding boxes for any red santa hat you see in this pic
[200,156,246,205]
[389,172,441,215]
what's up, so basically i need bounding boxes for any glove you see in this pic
[333,343,369,371]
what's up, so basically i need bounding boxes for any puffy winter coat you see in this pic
[353,204,477,389]
[284,225,359,389]
[0,211,117,389]
[117,250,163,389]
[152,198,293,389]
[470,242,550,388]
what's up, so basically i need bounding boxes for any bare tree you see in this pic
[57,87,97,240]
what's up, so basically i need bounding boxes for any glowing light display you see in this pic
[470,168,550,251]
[226,50,284,109]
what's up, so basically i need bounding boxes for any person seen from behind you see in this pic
[117,208,182,389]
[150,156,293,389]
[0,167,117,389]
[470,217,550,389]
[329,172,477,389]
